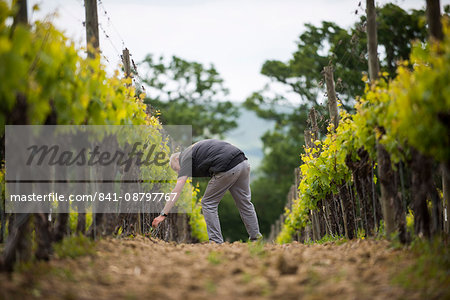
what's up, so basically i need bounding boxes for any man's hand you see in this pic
[152,215,166,228]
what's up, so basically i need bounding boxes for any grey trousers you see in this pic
[201,160,261,243]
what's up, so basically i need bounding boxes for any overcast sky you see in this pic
[27,0,447,103]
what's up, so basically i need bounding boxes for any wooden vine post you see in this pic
[323,66,339,130]
[304,129,318,241]
[84,0,100,58]
[84,0,105,237]
[427,0,446,235]
[426,0,443,41]
[366,0,408,241]
[403,0,446,239]
[366,0,379,81]
[367,0,398,239]
[310,108,324,240]
[13,0,28,27]
[426,0,448,234]
[375,145,400,240]
[1,0,33,271]
[323,65,356,239]
[122,48,132,83]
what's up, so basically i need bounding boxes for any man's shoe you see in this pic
[249,233,263,242]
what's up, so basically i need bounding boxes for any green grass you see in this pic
[50,265,75,281]
[205,280,217,294]
[392,237,450,299]
[247,240,267,258]
[241,272,253,284]
[207,250,222,265]
[53,234,96,259]
[304,234,347,245]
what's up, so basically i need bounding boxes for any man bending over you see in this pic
[152,139,262,243]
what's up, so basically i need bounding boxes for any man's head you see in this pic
[169,152,181,172]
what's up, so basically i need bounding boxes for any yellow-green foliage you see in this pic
[386,28,450,163]
[0,1,207,241]
[277,114,353,244]
[406,209,414,236]
[353,76,392,159]
[68,211,93,233]
[277,18,450,244]
[187,183,209,242]
[355,19,450,164]
[0,5,152,128]
[172,179,208,242]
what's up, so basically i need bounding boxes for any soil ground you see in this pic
[0,237,437,300]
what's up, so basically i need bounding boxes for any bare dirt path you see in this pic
[0,237,432,299]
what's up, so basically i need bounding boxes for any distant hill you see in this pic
[225,106,274,173]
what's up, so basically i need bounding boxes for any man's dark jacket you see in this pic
[178,139,247,178]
